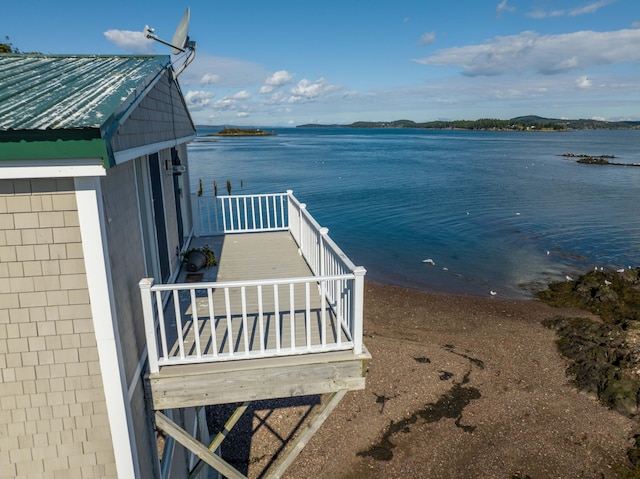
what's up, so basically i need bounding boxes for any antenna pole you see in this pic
[145,33,187,53]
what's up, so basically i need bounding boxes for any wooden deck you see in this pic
[146,231,370,410]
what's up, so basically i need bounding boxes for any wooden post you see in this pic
[155,412,246,479]
[139,278,159,374]
[266,390,347,479]
[352,266,366,355]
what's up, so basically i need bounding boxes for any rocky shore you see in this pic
[208,276,640,478]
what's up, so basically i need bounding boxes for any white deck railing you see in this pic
[192,192,290,235]
[142,191,365,374]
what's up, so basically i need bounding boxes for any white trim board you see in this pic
[0,158,106,179]
[113,135,196,166]
[75,177,140,478]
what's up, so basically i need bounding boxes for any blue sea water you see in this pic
[187,127,640,299]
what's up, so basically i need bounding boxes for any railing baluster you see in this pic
[305,282,311,348]
[241,286,249,354]
[258,196,264,230]
[257,285,265,354]
[190,289,202,358]
[279,194,285,228]
[250,196,256,229]
[266,196,272,229]
[274,284,280,353]
[224,288,233,356]
[243,197,248,230]
[320,280,327,348]
[334,281,341,346]
[235,197,241,231]
[221,198,228,232]
[207,288,218,357]
[173,290,185,359]
[289,283,295,350]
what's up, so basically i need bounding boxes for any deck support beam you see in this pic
[155,411,247,479]
[188,402,250,479]
[265,389,347,479]
[155,390,348,479]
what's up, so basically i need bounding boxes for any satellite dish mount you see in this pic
[145,7,196,77]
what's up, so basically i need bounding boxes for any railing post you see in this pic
[319,227,329,278]
[139,278,160,374]
[286,190,293,231]
[298,203,306,257]
[213,195,220,233]
[352,266,366,355]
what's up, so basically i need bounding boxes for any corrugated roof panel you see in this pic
[0,55,171,131]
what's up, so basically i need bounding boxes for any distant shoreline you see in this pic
[296,115,640,131]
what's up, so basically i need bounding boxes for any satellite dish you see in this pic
[170,8,190,55]
[145,7,196,77]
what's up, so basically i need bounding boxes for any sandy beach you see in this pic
[214,281,638,478]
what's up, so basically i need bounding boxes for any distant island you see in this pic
[298,115,640,131]
[561,152,640,167]
[208,127,275,137]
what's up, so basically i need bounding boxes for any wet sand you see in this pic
[216,282,637,478]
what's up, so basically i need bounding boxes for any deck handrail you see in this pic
[140,272,362,374]
[143,191,366,374]
[192,192,289,235]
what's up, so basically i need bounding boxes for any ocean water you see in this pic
[187,128,640,299]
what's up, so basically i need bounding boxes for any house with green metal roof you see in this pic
[1,53,369,479]
[0,54,198,478]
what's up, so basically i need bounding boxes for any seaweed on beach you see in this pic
[537,268,640,324]
[538,268,640,476]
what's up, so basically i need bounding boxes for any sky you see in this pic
[3,0,640,126]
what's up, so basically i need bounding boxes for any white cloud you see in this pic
[420,31,436,46]
[632,21,640,28]
[287,77,339,103]
[527,0,616,18]
[496,0,515,16]
[200,73,220,86]
[212,98,235,109]
[232,90,251,100]
[259,70,294,93]
[569,0,617,16]
[413,29,640,76]
[180,55,270,89]
[237,112,250,118]
[104,29,155,54]
[185,90,214,110]
[527,9,564,19]
[576,75,593,88]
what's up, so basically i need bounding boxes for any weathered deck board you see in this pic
[171,232,347,358]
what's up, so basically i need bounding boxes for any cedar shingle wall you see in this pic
[110,72,195,153]
[0,179,117,478]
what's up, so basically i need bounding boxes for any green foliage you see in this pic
[0,36,18,54]
[181,244,217,269]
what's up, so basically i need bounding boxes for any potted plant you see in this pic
[182,244,217,272]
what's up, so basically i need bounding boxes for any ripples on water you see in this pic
[188,128,640,299]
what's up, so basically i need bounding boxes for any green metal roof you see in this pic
[0,54,170,131]
[0,54,172,167]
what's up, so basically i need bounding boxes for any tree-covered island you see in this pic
[298,115,640,131]
[208,127,275,137]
